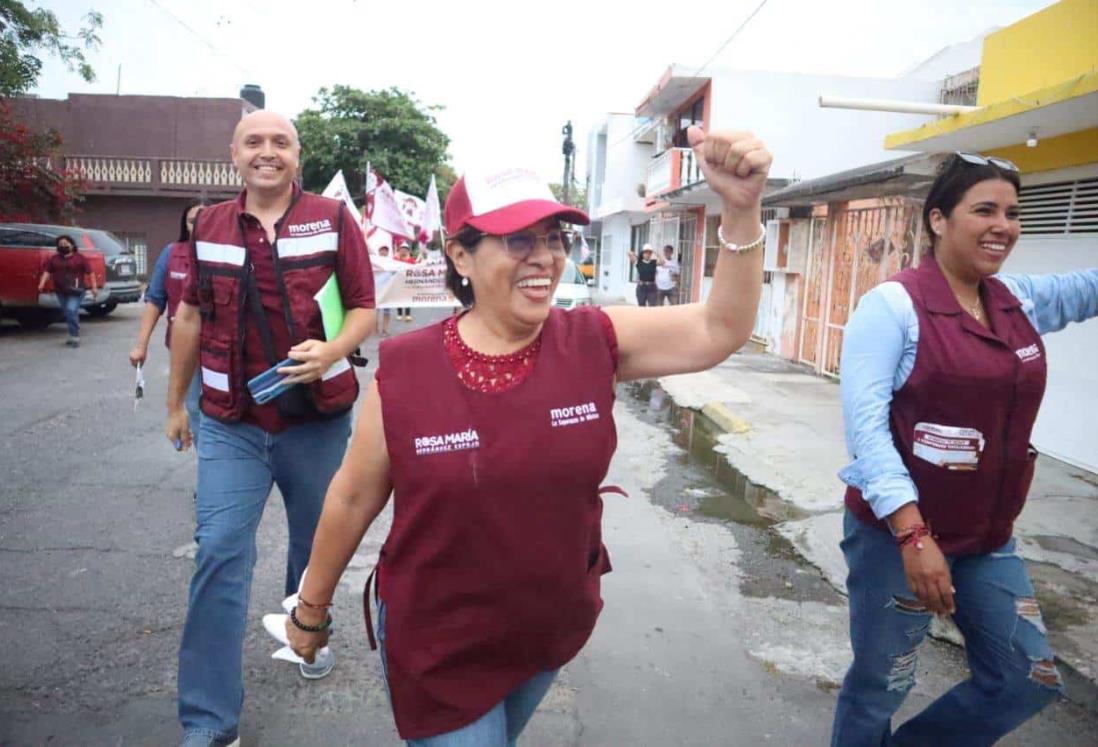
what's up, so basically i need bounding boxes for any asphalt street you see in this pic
[2,304,1095,746]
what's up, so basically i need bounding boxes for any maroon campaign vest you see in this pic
[846,257,1047,555]
[191,191,358,422]
[164,241,191,349]
[376,307,617,739]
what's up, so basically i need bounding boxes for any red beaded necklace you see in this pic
[442,313,542,393]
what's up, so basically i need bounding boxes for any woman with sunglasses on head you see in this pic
[285,126,771,746]
[129,200,207,444]
[832,153,1098,746]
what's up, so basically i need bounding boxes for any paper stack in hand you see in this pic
[261,573,331,665]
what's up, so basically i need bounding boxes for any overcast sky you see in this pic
[35,0,1052,189]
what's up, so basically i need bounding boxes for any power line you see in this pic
[144,0,252,76]
[606,0,771,150]
[692,0,770,79]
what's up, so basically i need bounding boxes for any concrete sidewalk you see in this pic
[657,343,1098,706]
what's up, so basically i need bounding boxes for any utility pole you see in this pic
[561,120,575,205]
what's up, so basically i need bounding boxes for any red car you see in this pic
[0,223,138,329]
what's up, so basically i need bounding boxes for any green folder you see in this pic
[313,273,346,341]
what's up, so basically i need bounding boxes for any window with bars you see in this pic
[1019,177,1098,235]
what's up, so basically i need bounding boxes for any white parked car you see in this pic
[553,259,593,310]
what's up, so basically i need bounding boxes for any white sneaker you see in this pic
[299,647,334,680]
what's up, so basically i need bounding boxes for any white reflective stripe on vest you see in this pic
[322,357,352,381]
[195,241,246,266]
[201,366,231,392]
[278,232,338,259]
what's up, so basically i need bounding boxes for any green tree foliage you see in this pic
[0,1,102,96]
[296,85,453,201]
[549,182,588,210]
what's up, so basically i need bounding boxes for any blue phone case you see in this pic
[247,358,299,404]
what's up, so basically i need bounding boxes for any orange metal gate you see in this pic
[799,200,923,377]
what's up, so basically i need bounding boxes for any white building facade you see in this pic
[587,64,943,304]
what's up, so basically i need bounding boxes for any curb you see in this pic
[700,402,751,434]
[685,395,1098,712]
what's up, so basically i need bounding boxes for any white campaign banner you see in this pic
[371,255,460,309]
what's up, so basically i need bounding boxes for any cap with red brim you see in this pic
[445,168,590,236]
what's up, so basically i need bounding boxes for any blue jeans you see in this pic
[177,412,351,744]
[377,602,558,747]
[184,371,202,450]
[832,510,1062,746]
[59,292,82,337]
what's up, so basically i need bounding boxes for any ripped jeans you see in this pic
[832,510,1062,747]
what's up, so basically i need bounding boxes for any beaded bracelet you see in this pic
[717,223,766,253]
[289,606,332,633]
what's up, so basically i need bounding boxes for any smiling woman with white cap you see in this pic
[287,125,772,745]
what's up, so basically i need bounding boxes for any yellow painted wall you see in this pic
[987,127,1098,173]
[978,0,1098,106]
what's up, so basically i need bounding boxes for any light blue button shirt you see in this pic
[839,268,1098,520]
[144,243,173,313]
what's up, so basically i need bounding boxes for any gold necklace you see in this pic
[961,296,982,320]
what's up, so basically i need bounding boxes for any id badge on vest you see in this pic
[912,421,985,471]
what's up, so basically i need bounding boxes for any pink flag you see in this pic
[365,164,414,241]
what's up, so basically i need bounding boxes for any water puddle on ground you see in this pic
[1032,535,1098,562]
[624,380,840,605]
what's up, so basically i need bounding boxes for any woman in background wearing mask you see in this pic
[39,234,98,348]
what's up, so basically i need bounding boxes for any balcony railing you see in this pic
[63,155,242,195]
[645,147,703,199]
[67,156,152,185]
[939,66,980,107]
[160,158,241,189]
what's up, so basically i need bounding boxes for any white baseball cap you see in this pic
[444,166,589,235]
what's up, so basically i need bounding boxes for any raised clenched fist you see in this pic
[687,126,772,212]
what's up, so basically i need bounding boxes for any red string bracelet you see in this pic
[297,594,333,610]
[896,523,933,551]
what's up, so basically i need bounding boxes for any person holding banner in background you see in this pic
[394,244,417,321]
[288,125,770,745]
[165,110,375,747]
[375,246,395,336]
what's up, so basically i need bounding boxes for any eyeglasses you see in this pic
[475,228,574,260]
[507,228,573,259]
[955,152,1019,172]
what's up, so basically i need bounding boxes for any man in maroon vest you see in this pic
[165,111,375,747]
